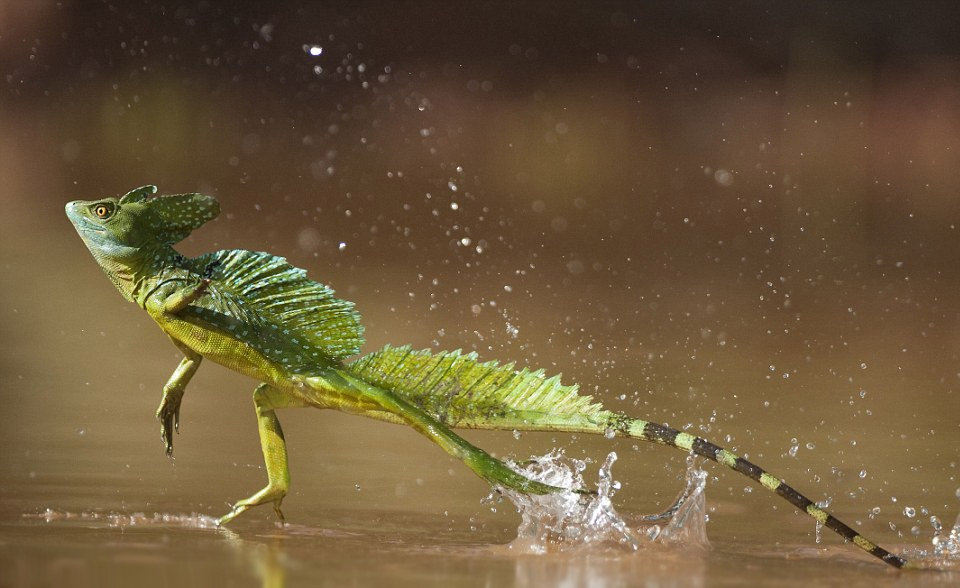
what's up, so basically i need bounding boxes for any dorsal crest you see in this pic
[189,249,365,365]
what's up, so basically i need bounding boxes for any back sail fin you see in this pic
[190,249,364,364]
[346,344,909,569]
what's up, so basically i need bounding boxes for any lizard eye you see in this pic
[93,204,114,219]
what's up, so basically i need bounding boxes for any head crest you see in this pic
[119,185,158,204]
[136,188,220,245]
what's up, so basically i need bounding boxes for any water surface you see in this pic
[4,3,960,586]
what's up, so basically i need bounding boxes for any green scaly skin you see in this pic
[66,186,910,569]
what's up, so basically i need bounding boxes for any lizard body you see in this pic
[66,186,910,568]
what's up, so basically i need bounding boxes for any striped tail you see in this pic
[621,418,908,569]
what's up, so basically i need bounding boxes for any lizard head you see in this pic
[66,186,220,269]
[66,185,220,263]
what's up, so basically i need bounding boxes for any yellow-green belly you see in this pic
[157,315,288,386]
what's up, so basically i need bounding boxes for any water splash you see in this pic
[25,508,218,529]
[931,514,960,556]
[493,450,709,554]
[888,513,960,570]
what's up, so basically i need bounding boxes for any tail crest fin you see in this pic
[347,344,607,428]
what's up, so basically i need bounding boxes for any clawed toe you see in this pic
[216,488,286,526]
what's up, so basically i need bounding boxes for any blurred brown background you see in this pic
[1,0,959,559]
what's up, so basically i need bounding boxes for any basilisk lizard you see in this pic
[66,185,909,568]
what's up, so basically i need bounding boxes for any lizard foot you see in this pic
[216,486,286,526]
[156,387,184,456]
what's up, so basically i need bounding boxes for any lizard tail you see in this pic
[345,345,909,569]
[613,417,909,569]
[495,413,908,569]
[468,409,909,569]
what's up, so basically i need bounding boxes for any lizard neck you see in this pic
[95,242,186,304]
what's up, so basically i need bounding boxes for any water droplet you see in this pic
[297,227,322,251]
[714,168,734,187]
[931,515,942,534]
[904,506,916,518]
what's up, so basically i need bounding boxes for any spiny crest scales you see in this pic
[347,345,605,426]
[190,249,365,364]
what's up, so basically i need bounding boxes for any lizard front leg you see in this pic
[218,384,309,526]
[160,260,219,314]
[145,279,209,455]
[162,278,211,313]
[157,339,202,455]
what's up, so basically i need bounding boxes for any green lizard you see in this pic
[66,185,910,568]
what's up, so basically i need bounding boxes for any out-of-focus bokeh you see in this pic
[2,2,959,586]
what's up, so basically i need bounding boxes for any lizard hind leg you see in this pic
[217,383,308,526]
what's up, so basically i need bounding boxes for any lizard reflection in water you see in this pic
[65,185,910,569]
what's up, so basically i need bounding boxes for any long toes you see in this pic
[217,489,287,526]
[162,427,174,455]
[217,504,248,526]
[217,511,238,526]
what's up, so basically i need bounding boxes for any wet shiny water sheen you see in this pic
[4,505,958,588]
[3,434,959,587]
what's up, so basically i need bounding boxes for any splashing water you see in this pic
[25,508,219,529]
[898,513,960,570]
[493,450,709,554]
[931,514,960,556]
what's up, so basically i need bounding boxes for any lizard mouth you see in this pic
[74,217,106,234]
